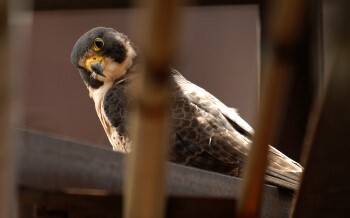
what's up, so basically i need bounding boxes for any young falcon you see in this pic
[71,27,303,190]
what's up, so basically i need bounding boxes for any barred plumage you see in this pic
[71,27,303,190]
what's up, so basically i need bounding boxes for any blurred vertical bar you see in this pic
[293,1,350,217]
[238,1,306,217]
[273,0,321,162]
[124,0,180,218]
[0,0,15,217]
[260,0,319,162]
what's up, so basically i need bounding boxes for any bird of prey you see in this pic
[71,27,303,190]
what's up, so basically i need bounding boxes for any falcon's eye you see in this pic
[93,38,104,51]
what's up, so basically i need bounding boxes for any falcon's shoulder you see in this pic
[169,69,252,175]
[170,69,254,137]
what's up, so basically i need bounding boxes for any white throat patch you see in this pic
[86,35,136,153]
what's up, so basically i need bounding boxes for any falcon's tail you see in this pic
[265,146,303,190]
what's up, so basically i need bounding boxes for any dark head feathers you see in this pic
[70,27,128,66]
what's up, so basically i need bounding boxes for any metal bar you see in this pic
[32,0,260,11]
[17,129,292,217]
[237,1,307,217]
[22,189,236,218]
[20,188,237,218]
[123,0,180,217]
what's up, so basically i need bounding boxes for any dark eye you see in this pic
[93,38,104,51]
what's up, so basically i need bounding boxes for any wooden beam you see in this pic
[123,0,179,217]
[33,0,260,11]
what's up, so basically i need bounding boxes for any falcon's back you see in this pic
[168,69,303,190]
[101,69,303,189]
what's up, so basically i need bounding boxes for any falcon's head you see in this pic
[71,27,137,89]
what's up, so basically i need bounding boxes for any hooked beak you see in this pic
[85,56,106,77]
[90,62,105,77]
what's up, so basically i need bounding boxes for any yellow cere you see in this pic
[85,55,104,72]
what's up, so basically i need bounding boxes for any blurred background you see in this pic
[20,5,259,149]
[17,1,336,161]
[3,0,350,217]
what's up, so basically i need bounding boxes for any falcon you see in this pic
[71,27,303,190]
